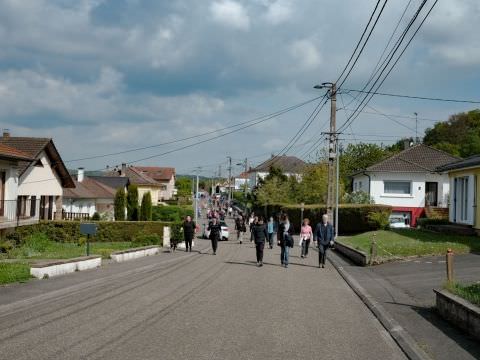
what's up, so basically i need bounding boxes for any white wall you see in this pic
[0,160,19,201]
[352,174,369,193]
[18,151,63,196]
[63,199,96,217]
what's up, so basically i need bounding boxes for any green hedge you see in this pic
[416,218,450,227]
[9,221,169,244]
[152,205,193,222]
[255,204,392,235]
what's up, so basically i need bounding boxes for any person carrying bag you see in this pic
[277,214,294,268]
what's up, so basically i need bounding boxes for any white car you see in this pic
[203,221,229,241]
[389,216,409,229]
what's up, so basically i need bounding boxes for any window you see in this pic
[384,181,411,195]
[354,182,357,191]
[359,181,363,190]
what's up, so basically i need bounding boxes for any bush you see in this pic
[255,204,392,234]
[343,191,374,204]
[91,212,101,221]
[10,221,168,243]
[132,232,161,246]
[127,184,139,221]
[0,240,15,253]
[114,188,126,221]
[367,210,390,230]
[152,205,193,222]
[140,192,152,221]
[416,218,450,228]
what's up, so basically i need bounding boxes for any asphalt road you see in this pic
[0,231,406,359]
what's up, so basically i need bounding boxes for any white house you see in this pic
[134,167,176,200]
[0,131,74,228]
[351,144,460,227]
[248,155,306,188]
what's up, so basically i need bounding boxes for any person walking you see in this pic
[248,214,256,243]
[182,215,196,252]
[314,214,335,268]
[252,217,268,267]
[235,215,247,244]
[267,216,276,249]
[277,214,294,268]
[300,218,313,258]
[207,218,222,255]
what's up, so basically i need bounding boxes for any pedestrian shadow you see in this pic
[382,301,480,358]
[288,261,321,269]
[225,260,283,268]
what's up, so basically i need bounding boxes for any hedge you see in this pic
[254,204,392,235]
[416,218,450,228]
[152,205,193,222]
[8,221,169,244]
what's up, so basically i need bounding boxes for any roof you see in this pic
[362,144,461,174]
[436,154,480,172]
[0,143,33,161]
[0,136,75,188]
[89,176,130,190]
[251,155,306,173]
[235,171,249,179]
[106,166,161,187]
[64,176,117,199]
[134,166,175,182]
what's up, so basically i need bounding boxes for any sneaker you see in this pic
[259,262,263,267]
[301,255,304,258]
[322,264,325,268]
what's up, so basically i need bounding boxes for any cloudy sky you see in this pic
[1,0,479,176]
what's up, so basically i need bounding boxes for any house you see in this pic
[62,168,129,220]
[248,155,306,188]
[0,131,75,224]
[234,172,250,191]
[436,155,480,230]
[351,144,460,227]
[133,167,176,200]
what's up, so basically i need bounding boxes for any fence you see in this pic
[59,211,90,221]
[0,198,41,229]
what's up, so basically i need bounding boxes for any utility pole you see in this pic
[335,142,343,239]
[414,112,418,143]
[227,156,232,204]
[243,158,248,198]
[194,167,201,224]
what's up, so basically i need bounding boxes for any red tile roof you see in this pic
[134,166,175,182]
[0,143,33,161]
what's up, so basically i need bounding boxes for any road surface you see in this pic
[0,233,406,359]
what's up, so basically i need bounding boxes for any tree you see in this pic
[297,163,329,204]
[114,188,126,221]
[175,178,192,197]
[343,191,374,204]
[140,192,152,221]
[126,184,139,221]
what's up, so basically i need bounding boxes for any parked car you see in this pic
[389,215,409,229]
[203,221,229,240]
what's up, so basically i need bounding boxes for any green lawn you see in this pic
[0,262,31,285]
[339,229,480,263]
[446,282,480,307]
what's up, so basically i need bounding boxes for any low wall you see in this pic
[30,256,102,279]
[110,246,160,263]
[435,289,480,341]
[334,241,368,266]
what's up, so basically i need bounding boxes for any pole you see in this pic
[335,140,341,239]
[414,112,418,143]
[195,170,200,224]
[244,158,248,213]
[326,83,337,221]
[87,234,90,256]
[446,248,454,283]
[227,156,232,204]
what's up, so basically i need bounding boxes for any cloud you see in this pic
[210,0,250,30]
[290,39,322,70]
[264,0,293,25]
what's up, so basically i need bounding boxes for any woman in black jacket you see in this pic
[207,218,222,255]
[252,217,268,267]
[277,214,295,268]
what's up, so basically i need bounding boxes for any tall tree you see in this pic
[297,163,330,204]
[114,188,126,221]
[175,178,192,197]
[339,143,392,183]
[126,184,139,221]
[139,192,152,221]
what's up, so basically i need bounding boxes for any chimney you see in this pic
[2,129,10,138]
[121,163,127,177]
[403,139,410,150]
[77,167,85,182]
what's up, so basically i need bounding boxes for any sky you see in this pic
[1,0,479,176]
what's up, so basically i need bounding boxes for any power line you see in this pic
[343,88,480,104]
[337,107,439,122]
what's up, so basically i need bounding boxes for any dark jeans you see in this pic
[280,246,289,265]
[211,237,218,253]
[256,242,264,263]
[267,233,274,247]
[185,235,193,252]
[301,239,311,257]
[319,243,329,265]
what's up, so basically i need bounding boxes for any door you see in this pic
[0,171,5,216]
[425,182,438,206]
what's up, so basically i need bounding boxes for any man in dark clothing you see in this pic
[314,214,335,268]
[252,217,268,267]
[182,216,196,252]
[277,215,294,268]
[207,218,222,255]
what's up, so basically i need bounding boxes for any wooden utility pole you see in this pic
[326,83,337,220]
[227,156,232,203]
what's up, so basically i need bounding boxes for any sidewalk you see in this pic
[330,250,480,360]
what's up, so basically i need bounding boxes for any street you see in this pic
[0,229,406,360]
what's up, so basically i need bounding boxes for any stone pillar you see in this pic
[54,196,63,220]
[163,226,171,248]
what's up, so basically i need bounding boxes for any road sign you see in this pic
[80,223,97,235]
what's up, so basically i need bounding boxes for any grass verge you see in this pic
[0,262,31,285]
[445,282,480,307]
[338,229,480,263]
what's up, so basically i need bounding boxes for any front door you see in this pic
[425,182,438,207]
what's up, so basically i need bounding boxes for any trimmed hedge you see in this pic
[254,204,392,235]
[417,218,450,227]
[152,205,193,222]
[9,221,169,244]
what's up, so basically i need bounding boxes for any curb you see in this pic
[327,252,432,360]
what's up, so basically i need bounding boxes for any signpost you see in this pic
[80,223,97,256]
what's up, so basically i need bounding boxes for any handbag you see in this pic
[298,238,304,247]
[284,233,294,248]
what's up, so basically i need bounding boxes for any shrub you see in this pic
[132,232,161,246]
[0,240,15,253]
[114,188,126,221]
[367,210,390,230]
[343,191,374,204]
[416,218,450,228]
[127,184,139,221]
[140,192,152,221]
[152,205,193,222]
[91,212,101,221]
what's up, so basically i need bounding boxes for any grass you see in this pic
[0,262,32,285]
[445,282,480,307]
[339,229,480,263]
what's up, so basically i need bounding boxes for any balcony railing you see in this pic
[57,211,90,221]
[0,198,41,229]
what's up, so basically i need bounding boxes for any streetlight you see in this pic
[414,112,418,143]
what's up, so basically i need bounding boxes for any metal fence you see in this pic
[0,198,41,229]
